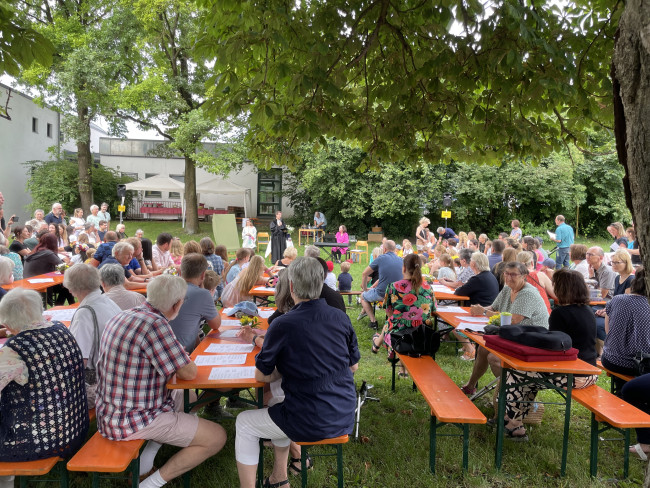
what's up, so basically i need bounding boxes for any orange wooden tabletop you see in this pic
[45,303,80,328]
[435,309,601,376]
[249,287,275,297]
[2,272,64,291]
[434,292,470,301]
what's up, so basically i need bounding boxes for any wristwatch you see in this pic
[252,335,258,347]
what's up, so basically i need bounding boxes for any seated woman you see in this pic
[621,373,650,460]
[522,236,544,270]
[273,246,297,269]
[453,253,500,361]
[461,261,549,395]
[242,219,257,249]
[492,248,518,291]
[0,288,89,472]
[235,257,359,488]
[601,268,650,391]
[24,233,74,305]
[371,254,436,377]
[331,225,349,263]
[517,251,556,314]
[569,243,589,279]
[502,269,598,441]
[221,255,269,308]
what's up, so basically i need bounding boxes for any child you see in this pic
[325,260,337,291]
[203,269,222,303]
[338,261,353,305]
[71,243,89,264]
[436,253,456,281]
[402,239,414,256]
[419,254,430,275]
[84,247,96,265]
[170,237,184,266]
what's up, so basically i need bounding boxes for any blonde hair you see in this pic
[419,217,430,226]
[340,261,351,273]
[170,238,184,258]
[516,250,535,268]
[203,269,221,291]
[439,253,453,268]
[610,222,625,238]
[183,240,202,255]
[457,231,468,248]
[74,208,83,218]
[613,249,634,275]
[371,247,383,260]
[467,231,477,241]
[237,255,265,295]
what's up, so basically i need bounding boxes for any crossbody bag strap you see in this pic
[75,305,100,368]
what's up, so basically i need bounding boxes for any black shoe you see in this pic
[203,401,234,419]
[226,397,252,409]
[369,321,379,330]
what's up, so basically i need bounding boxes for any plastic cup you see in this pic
[500,314,512,326]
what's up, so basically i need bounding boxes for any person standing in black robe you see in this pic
[270,211,287,263]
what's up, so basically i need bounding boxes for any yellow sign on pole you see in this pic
[118,205,126,212]
[441,210,452,218]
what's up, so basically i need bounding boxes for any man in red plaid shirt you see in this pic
[96,274,226,488]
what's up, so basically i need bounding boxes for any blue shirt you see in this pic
[94,241,117,264]
[98,256,132,279]
[369,251,403,296]
[337,272,353,291]
[256,298,360,442]
[169,283,218,352]
[555,222,574,248]
[440,228,456,240]
[226,263,241,284]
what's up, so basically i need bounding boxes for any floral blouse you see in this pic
[383,279,436,332]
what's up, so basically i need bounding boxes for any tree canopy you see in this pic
[198,0,621,167]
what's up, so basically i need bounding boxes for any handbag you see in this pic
[633,352,650,376]
[390,325,453,358]
[75,305,100,386]
[498,325,573,351]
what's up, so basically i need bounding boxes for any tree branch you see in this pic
[0,88,12,121]
[114,111,174,140]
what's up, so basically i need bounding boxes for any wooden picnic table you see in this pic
[298,228,323,246]
[435,308,601,476]
[2,272,64,292]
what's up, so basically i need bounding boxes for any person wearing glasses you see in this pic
[460,261,549,396]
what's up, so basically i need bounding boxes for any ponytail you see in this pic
[404,253,423,292]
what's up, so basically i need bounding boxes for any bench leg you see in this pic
[336,444,344,488]
[391,360,396,392]
[301,447,309,488]
[494,368,508,471]
[560,376,573,477]
[589,413,599,477]
[623,428,630,479]
[131,456,141,488]
[430,416,437,474]
[59,461,69,488]
[462,424,470,472]
[19,477,26,488]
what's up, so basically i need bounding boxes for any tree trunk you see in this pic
[184,155,199,234]
[76,104,93,212]
[613,0,650,296]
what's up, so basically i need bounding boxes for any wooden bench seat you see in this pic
[67,432,145,487]
[572,385,650,478]
[396,354,487,473]
[596,360,634,394]
[0,457,68,486]
[296,435,349,488]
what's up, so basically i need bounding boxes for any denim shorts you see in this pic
[362,287,384,303]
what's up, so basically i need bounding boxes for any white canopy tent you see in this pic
[195,177,252,218]
[125,175,188,226]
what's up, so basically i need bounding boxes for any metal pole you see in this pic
[119,196,125,225]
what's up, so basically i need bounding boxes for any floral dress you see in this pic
[382,279,436,351]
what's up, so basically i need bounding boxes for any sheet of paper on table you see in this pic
[218,329,241,338]
[455,316,489,323]
[437,306,468,313]
[432,285,454,293]
[28,278,55,284]
[195,354,247,366]
[258,309,275,318]
[253,286,275,292]
[209,367,257,380]
[456,323,488,332]
[43,309,77,321]
[204,344,253,353]
[221,319,241,326]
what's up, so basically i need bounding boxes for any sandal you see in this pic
[371,334,381,354]
[288,455,313,475]
[630,443,650,461]
[505,425,528,442]
[460,385,476,395]
[263,477,290,487]
[398,371,409,379]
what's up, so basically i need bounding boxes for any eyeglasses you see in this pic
[585,252,597,257]
[503,272,522,278]
[610,261,623,265]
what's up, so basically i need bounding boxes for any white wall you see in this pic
[0,83,60,217]
[99,138,292,218]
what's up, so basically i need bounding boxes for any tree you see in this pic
[20,0,138,211]
[112,0,238,234]
[0,0,53,78]
[198,0,619,167]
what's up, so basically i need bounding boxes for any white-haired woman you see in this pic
[0,288,89,470]
[86,204,101,227]
[416,217,431,252]
[64,264,122,407]
[98,202,111,223]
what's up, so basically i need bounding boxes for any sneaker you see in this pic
[357,311,367,321]
[460,351,475,361]
[368,321,379,330]
[460,385,477,395]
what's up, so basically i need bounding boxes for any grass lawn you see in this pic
[68,220,644,487]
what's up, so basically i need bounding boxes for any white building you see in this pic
[0,82,107,216]
[99,137,292,219]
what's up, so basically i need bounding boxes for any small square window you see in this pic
[32,117,38,133]
[46,123,52,138]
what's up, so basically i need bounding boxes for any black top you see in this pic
[614,274,634,296]
[9,240,27,263]
[319,284,346,313]
[23,250,62,278]
[455,270,500,306]
[548,304,597,366]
